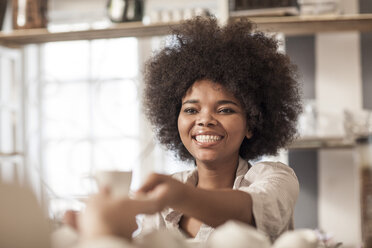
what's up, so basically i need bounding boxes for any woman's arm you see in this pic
[136,173,254,228]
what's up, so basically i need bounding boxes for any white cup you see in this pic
[94,170,132,198]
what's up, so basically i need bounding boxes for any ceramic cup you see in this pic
[94,170,132,198]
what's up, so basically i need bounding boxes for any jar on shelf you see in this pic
[355,135,372,248]
[107,0,144,23]
[12,0,48,29]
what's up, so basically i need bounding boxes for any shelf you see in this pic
[0,152,23,163]
[0,21,174,47]
[288,136,354,150]
[0,14,372,46]
[246,13,372,35]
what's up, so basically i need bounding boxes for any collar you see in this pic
[162,157,250,228]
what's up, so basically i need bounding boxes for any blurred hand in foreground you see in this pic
[63,210,80,231]
[78,188,139,241]
[62,173,188,241]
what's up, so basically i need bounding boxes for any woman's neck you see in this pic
[195,156,239,190]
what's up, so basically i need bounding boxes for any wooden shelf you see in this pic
[288,136,354,150]
[0,152,23,163]
[0,21,175,47]
[246,13,372,35]
[0,14,372,46]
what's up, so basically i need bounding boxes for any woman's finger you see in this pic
[62,210,79,230]
[136,173,167,193]
[99,186,111,195]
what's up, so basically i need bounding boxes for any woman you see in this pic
[137,16,302,242]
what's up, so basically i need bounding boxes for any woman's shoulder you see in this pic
[239,160,299,195]
[253,160,292,169]
[248,160,297,179]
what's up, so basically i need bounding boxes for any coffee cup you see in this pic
[94,170,132,198]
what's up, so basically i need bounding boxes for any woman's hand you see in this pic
[135,173,191,213]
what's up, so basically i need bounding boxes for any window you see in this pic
[37,38,141,216]
[0,47,23,184]
[29,37,192,219]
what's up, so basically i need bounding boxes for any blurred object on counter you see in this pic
[0,0,7,30]
[273,228,343,248]
[229,0,299,17]
[12,0,48,29]
[107,0,143,23]
[47,0,110,32]
[298,99,318,137]
[51,225,79,248]
[206,221,343,248]
[0,182,51,247]
[295,102,356,149]
[343,109,372,142]
[143,7,211,25]
[314,229,343,248]
[207,221,271,248]
[273,229,318,248]
[137,229,189,248]
[355,135,372,248]
[298,0,340,15]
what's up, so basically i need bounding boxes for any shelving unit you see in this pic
[0,14,372,46]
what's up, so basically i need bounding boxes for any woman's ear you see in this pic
[245,130,253,139]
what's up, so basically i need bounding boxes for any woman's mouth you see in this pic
[194,135,223,143]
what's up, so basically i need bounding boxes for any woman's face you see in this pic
[178,80,251,165]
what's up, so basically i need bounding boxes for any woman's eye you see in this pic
[218,108,235,114]
[184,108,198,114]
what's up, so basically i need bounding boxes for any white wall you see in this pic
[316,1,363,246]
[318,149,361,247]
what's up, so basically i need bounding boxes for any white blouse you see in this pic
[138,157,299,243]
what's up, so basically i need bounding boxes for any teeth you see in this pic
[195,135,222,143]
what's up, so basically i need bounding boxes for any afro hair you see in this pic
[143,16,302,162]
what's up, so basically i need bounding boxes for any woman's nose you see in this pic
[196,112,217,126]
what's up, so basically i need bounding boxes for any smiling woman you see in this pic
[137,16,302,242]
[143,18,301,163]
